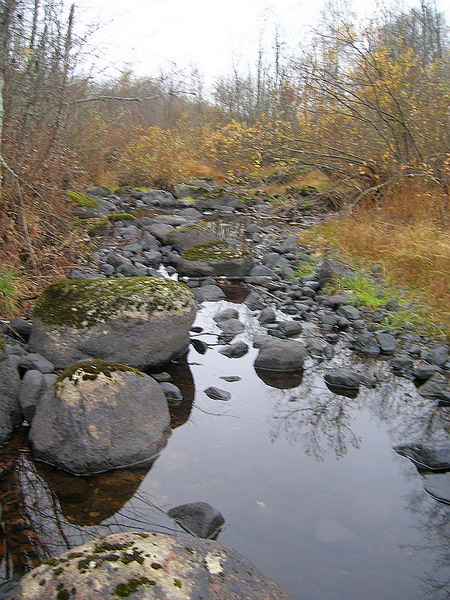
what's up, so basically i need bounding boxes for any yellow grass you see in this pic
[300,180,450,338]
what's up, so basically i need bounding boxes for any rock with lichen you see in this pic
[28,277,197,369]
[9,531,293,600]
[29,359,171,474]
[175,241,254,277]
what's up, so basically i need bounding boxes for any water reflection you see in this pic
[270,386,361,460]
[403,487,450,600]
[35,464,151,525]
[255,368,304,390]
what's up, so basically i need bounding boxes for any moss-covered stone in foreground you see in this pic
[33,277,195,329]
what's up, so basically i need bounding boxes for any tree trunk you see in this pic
[0,0,16,199]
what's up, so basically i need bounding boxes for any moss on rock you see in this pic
[182,241,249,262]
[33,277,195,329]
[55,359,142,390]
[107,213,135,222]
[66,191,98,208]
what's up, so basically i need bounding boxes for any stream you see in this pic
[0,204,449,600]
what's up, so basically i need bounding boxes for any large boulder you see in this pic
[28,277,197,369]
[29,359,171,475]
[176,242,254,277]
[0,355,22,447]
[254,338,307,372]
[164,225,219,253]
[9,531,292,600]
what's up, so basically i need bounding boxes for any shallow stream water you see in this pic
[1,294,449,600]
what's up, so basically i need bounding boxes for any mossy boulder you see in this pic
[67,191,116,218]
[176,242,254,277]
[28,277,197,369]
[29,359,171,474]
[164,225,219,253]
[11,531,293,600]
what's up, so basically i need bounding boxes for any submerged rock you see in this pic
[393,442,450,472]
[28,277,197,369]
[29,359,171,474]
[324,369,361,398]
[167,502,225,538]
[9,531,293,600]
[422,472,450,504]
[204,386,231,401]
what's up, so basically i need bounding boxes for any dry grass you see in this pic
[300,180,450,338]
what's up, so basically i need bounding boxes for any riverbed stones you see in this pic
[254,338,307,372]
[167,502,225,539]
[28,277,197,369]
[176,242,254,277]
[10,531,293,600]
[393,442,450,471]
[29,359,171,474]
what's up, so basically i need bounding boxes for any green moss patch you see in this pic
[115,577,155,597]
[56,360,142,389]
[182,241,248,262]
[107,213,135,222]
[66,191,98,208]
[33,277,195,329]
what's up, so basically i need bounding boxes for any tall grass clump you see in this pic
[300,180,450,338]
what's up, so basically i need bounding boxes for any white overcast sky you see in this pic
[73,0,449,84]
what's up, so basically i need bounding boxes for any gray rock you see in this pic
[140,250,163,267]
[219,341,249,358]
[250,265,277,278]
[319,293,354,309]
[337,305,361,320]
[116,262,147,277]
[392,355,414,377]
[177,249,254,278]
[244,291,265,310]
[18,369,46,422]
[413,362,441,381]
[118,224,140,239]
[146,222,175,241]
[11,532,292,600]
[216,318,245,335]
[28,277,197,370]
[0,357,22,446]
[417,372,449,398]
[258,308,277,324]
[426,345,449,367]
[220,376,242,382]
[213,308,239,322]
[168,502,225,538]
[19,352,55,374]
[376,333,398,354]
[9,317,32,340]
[277,320,303,337]
[350,334,381,357]
[160,382,183,405]
[204,386,231,401]
[394,442,450,471]
[324,369,361,397]
[165,226,219,253]
[193,285,226,302]
[29,360,171,474]
[99,263,115,276]
[254,338,307,372]
[318,259,354,288]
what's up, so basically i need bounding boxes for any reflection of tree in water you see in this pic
[363,376,450,442]
[403,488,450,600]
[269,378,361,460]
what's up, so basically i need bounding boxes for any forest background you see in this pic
[0,0,449,336]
